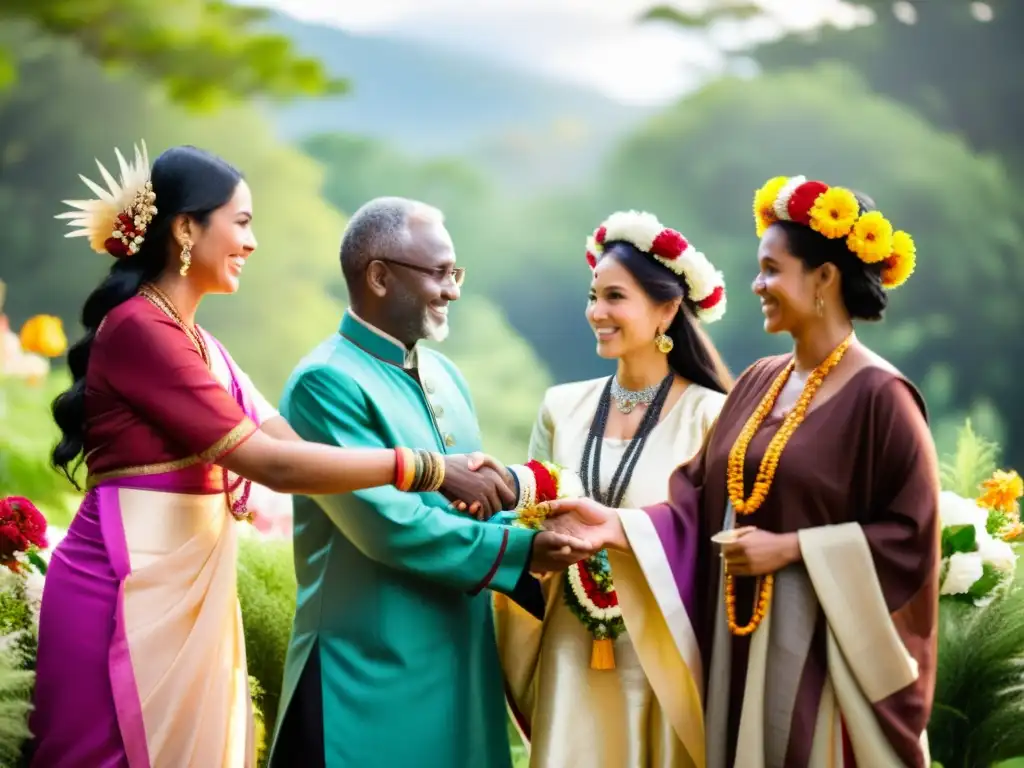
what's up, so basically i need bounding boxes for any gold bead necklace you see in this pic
[723,333,854,635]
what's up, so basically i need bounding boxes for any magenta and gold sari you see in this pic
[31,296,273,767]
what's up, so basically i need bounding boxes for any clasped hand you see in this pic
[719,527,801,576]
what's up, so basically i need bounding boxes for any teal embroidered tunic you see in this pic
[268,311,536,768]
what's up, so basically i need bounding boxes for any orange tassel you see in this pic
[591,637,615,670]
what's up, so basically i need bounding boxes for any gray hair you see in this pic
[339,196,443,288]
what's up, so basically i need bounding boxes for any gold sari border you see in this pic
[197,417,258,463]
[87,455,204,490]
[611,508,706,767]
[799,522,918,703]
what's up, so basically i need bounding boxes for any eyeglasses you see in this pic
[377,259,465,287]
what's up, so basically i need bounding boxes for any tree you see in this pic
[0,0,344,109]
[641,1,1023,174]
[602,63,1023,462]
[0,31,346,398]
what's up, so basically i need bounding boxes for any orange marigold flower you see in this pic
[978,469,1023,515]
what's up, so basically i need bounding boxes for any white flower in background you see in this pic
[977,534,1017,573]
[941,551,984,595]
[939,490,988,531]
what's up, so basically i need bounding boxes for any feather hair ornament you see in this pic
[55,141,157,258]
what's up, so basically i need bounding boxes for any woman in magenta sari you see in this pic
[545,177,939,767]
[31,143,561,767]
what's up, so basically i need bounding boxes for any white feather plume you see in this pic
[55,141,153,255]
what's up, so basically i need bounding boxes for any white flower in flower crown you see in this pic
[587,209,727,324]
[601,210,663,252]
[941,551,984,595]
[773,175,807,221]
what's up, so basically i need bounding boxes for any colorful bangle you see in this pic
[394,447,416,492]
[411,449,445,493]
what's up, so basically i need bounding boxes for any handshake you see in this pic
[440,452,623,574]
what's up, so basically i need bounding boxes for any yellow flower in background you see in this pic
[753,176,787,237]
[808,187,858,239]
[978,469,1023,515]
[881,230,916,289]
[19,315,67,358]
[846,211,894,264]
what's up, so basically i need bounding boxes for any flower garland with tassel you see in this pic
[510,460,623,669]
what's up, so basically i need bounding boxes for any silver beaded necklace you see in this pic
[610,376,663,414]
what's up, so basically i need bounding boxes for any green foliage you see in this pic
[249,675,267,766]
[640,1,762,28]
[0,1,344,110]
[0,374,80,527]
[940,420,1001,500]
[237,533,296,738]
[930,577,1024,767]
[0,30,347,400]
[0,650,32,768]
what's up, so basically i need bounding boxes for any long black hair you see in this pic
[51,145,243,487]
[601,241,733,395]
[772,193,888,322]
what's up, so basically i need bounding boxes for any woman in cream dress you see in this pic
[497,211,731,768]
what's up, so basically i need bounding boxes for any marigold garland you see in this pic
[753,175,917,290]
[723,334,854,635]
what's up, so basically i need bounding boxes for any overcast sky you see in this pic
[249,0,871,104]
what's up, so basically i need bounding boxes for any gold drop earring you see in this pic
[815,291,824,317]
[179,241,193,277]
[655,331,674,354]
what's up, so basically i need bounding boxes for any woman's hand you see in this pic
[541,498,627,552]
[720,527,801,577]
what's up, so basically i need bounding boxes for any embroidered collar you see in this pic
[341,309,418,369]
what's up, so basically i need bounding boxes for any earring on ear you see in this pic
[655,332,674,354]
[815,292,825,317]
[179,241,193,277]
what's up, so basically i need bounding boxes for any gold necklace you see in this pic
[139,283,210,368]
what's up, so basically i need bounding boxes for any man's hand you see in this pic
[441,453,517,519]
[720,527,801,576]
[529,531,598,574]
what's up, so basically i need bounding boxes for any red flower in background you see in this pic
[0,496,48,571]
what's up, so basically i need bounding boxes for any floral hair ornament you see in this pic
[55,141,157,258]
[753,175,916,290]
[585,210,727,323]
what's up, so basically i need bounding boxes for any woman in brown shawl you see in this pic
[544,176,939,768]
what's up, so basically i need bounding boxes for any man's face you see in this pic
[383,216,461,345]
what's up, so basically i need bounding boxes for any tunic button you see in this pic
[433,404,444,418]
[424,381,435,394]
[444,433,456,447]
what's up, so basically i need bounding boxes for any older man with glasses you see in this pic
[268,197,592,768]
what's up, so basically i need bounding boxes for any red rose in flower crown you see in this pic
[0,496,49,572]
[585,210,727,323]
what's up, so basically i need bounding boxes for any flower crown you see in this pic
[55,141,157,258]
[585,210,727,323]
[753,175,916,290]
